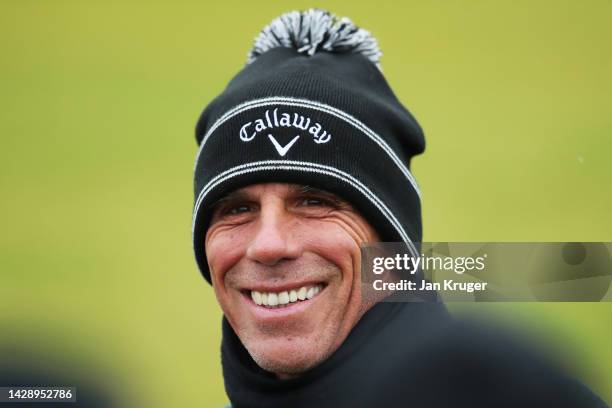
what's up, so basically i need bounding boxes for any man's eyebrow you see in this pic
[296,184,333,196]
[209,190,250,210]
[295,185,349,206]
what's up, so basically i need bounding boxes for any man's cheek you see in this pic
[303,234,356,271]
[207,237,245,277]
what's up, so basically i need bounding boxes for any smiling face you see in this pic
[204,182,382,378]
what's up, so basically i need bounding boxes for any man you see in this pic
[192,9,607,407]
[204,182,387,380]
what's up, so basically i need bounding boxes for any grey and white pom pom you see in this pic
[247,9,383,70]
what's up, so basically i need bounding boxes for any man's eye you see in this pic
[300,197,333,207]
[224,204,252,215]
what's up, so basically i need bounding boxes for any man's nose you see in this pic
[245,204,301,266]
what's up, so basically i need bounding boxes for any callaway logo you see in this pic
[239,109,331,157]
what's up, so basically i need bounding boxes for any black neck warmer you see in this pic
[220,300,607,408]
[220,301,452,408]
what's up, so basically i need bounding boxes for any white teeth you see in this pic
[306,286,315,299]
[297,287,307,300]
[278,291,289,305]
[251,285,323,308]
[252,291,262,305]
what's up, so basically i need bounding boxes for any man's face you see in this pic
[205,183,380,378]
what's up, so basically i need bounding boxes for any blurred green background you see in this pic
[1,0,610,406]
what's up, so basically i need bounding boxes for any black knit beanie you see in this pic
[192,9,425,283]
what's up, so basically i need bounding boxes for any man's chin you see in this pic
[246,338,332,378]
